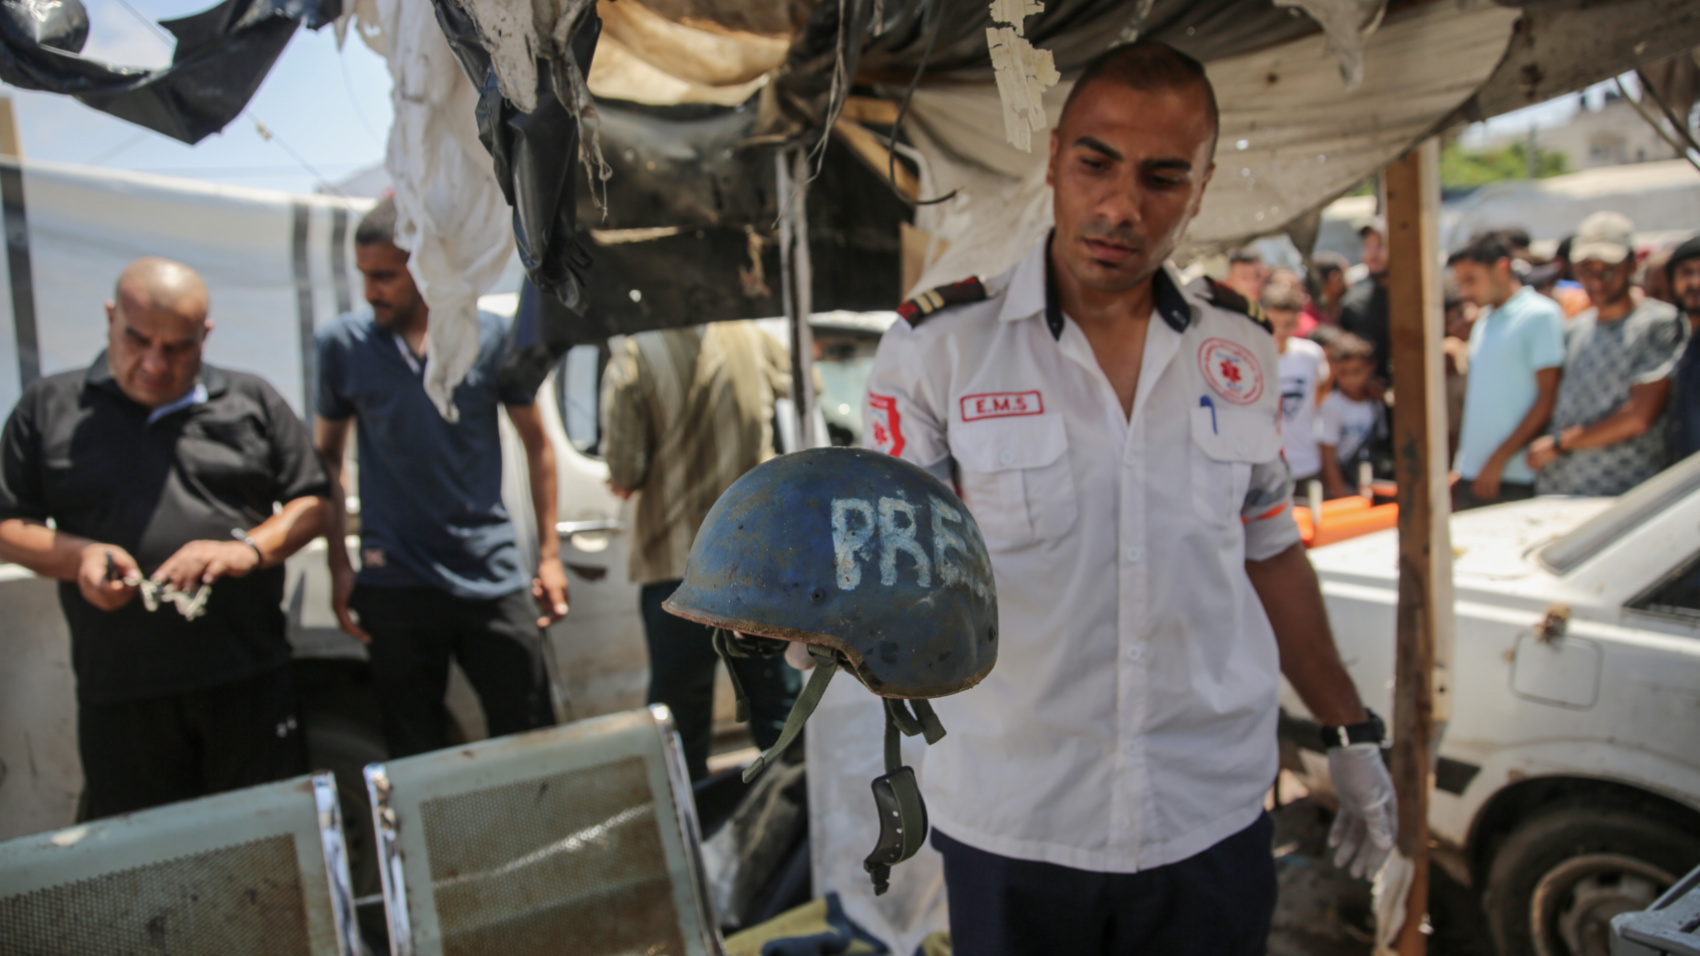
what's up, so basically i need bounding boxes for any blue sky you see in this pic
[1,1,1617,198]
[2,0,393,194]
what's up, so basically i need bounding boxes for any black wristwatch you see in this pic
[1320,709,1387,749]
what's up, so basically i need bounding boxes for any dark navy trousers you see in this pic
[933,812,1276,956]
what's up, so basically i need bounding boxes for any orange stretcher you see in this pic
[1293,481,1400,548]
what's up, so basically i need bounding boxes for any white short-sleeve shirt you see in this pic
[864,238,1300,873]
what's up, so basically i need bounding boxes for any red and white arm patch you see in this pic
[867,393,906,457]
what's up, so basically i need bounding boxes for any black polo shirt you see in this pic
[0,354,332,704]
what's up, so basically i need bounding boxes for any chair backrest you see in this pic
[0,772,360,956]
[365,705,721,956]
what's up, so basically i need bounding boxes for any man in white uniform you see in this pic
[864,43,1396,954]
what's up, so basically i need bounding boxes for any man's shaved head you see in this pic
[1060,42,1220,159]
[114,257,210,322]
[105,257,212,408]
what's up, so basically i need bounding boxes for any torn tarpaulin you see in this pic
[0,0,335,144]
[431,0,602,314]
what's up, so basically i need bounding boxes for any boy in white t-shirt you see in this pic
[1264,284,1329,485]
[1317,333,1386,498]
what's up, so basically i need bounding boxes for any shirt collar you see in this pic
[145,383,209,424]
[84,350,229,415]
[1002,232,1194,340]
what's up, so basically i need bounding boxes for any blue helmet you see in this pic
[665,447,999,893]
[664,446,998,698]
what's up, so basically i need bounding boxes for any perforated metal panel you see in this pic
[0,774,359,956]
[0,834,309,955]
[369,706,721,956]
[421,757,686,956]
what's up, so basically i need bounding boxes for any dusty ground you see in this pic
[1268,797,1495,956]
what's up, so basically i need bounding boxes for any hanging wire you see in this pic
[85,130,150,165]
[340,54,385,149]
[1634,68,1700,158]
[884,0,957,207]
[1614,76,1700,176]
[249,113,345,194]
[111,0,175,47]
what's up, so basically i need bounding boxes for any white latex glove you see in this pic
[1328,743,1398,879]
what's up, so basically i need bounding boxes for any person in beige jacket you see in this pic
[601,321,800,779]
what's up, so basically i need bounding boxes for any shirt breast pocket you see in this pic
[951,414,1078,547]
[1189,404,1280,527]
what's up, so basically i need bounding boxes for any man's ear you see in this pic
[1045,128,1059,188]
[104,301,116,326]
[201,319,214,343]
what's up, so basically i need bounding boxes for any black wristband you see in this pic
[1320,708,1387,749]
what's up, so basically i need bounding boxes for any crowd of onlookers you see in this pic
[1226,213,1700,510]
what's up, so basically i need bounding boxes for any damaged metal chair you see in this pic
[0,772,361,955]
[365,705,722,956]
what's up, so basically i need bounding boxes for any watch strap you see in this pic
[1321,709,1386,749]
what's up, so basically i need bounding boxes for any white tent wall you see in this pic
[0,161,371,419]
[902,0,1522,296]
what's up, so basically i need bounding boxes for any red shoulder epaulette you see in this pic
[1190,276,1273,335]
[897,277,987,327]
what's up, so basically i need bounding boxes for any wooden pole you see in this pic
[1383,137,1456,956]
[776,146,818,450]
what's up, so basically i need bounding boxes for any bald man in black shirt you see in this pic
[0,258,331,818]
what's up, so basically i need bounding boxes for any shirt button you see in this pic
[1126,547,1142,562]
[1126,646,1144,662]
[1236,439,1250,454]
[1124,741,1138,755]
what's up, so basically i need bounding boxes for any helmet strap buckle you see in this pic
[862,698,946,895]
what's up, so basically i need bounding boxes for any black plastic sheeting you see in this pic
[0,0,334,144]
[506,98,905,366]
[432,0,600,318]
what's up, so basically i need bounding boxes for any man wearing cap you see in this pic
[1527,213,1684,495]
[1665,236,1700,463]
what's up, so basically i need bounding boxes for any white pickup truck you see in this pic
[1283,454,1700,956]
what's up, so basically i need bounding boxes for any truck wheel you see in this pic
[1484,803,1700,956]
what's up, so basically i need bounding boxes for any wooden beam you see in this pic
[840,95,901,125]
[0,98,22,159]
[1384,137,1456,956]
[831,118,920,200]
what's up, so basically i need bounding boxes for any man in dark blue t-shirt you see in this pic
[314,199,567,757]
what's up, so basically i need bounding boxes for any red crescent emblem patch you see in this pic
[868,393,905,456]
[1198,337,1264,405]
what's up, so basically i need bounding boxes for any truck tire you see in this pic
[1484,803,1700,956]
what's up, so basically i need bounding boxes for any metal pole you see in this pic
[1384,136,1456,956]
[776,146,818,450]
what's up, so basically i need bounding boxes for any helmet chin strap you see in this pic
[718,632,840,783]
[712,629,949,895]
[863,697,945,895]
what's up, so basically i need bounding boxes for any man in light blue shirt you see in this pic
[1449,234,1566,510]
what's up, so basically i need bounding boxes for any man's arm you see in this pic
[1528,379,1670,469]
[1245,542,1366,726]
[1474,366,1561,499]
[313,415,367,641]
[149,495,329,591]
[506,402,568,628]
[0,519,140,610]
[1247,541,1395,879]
